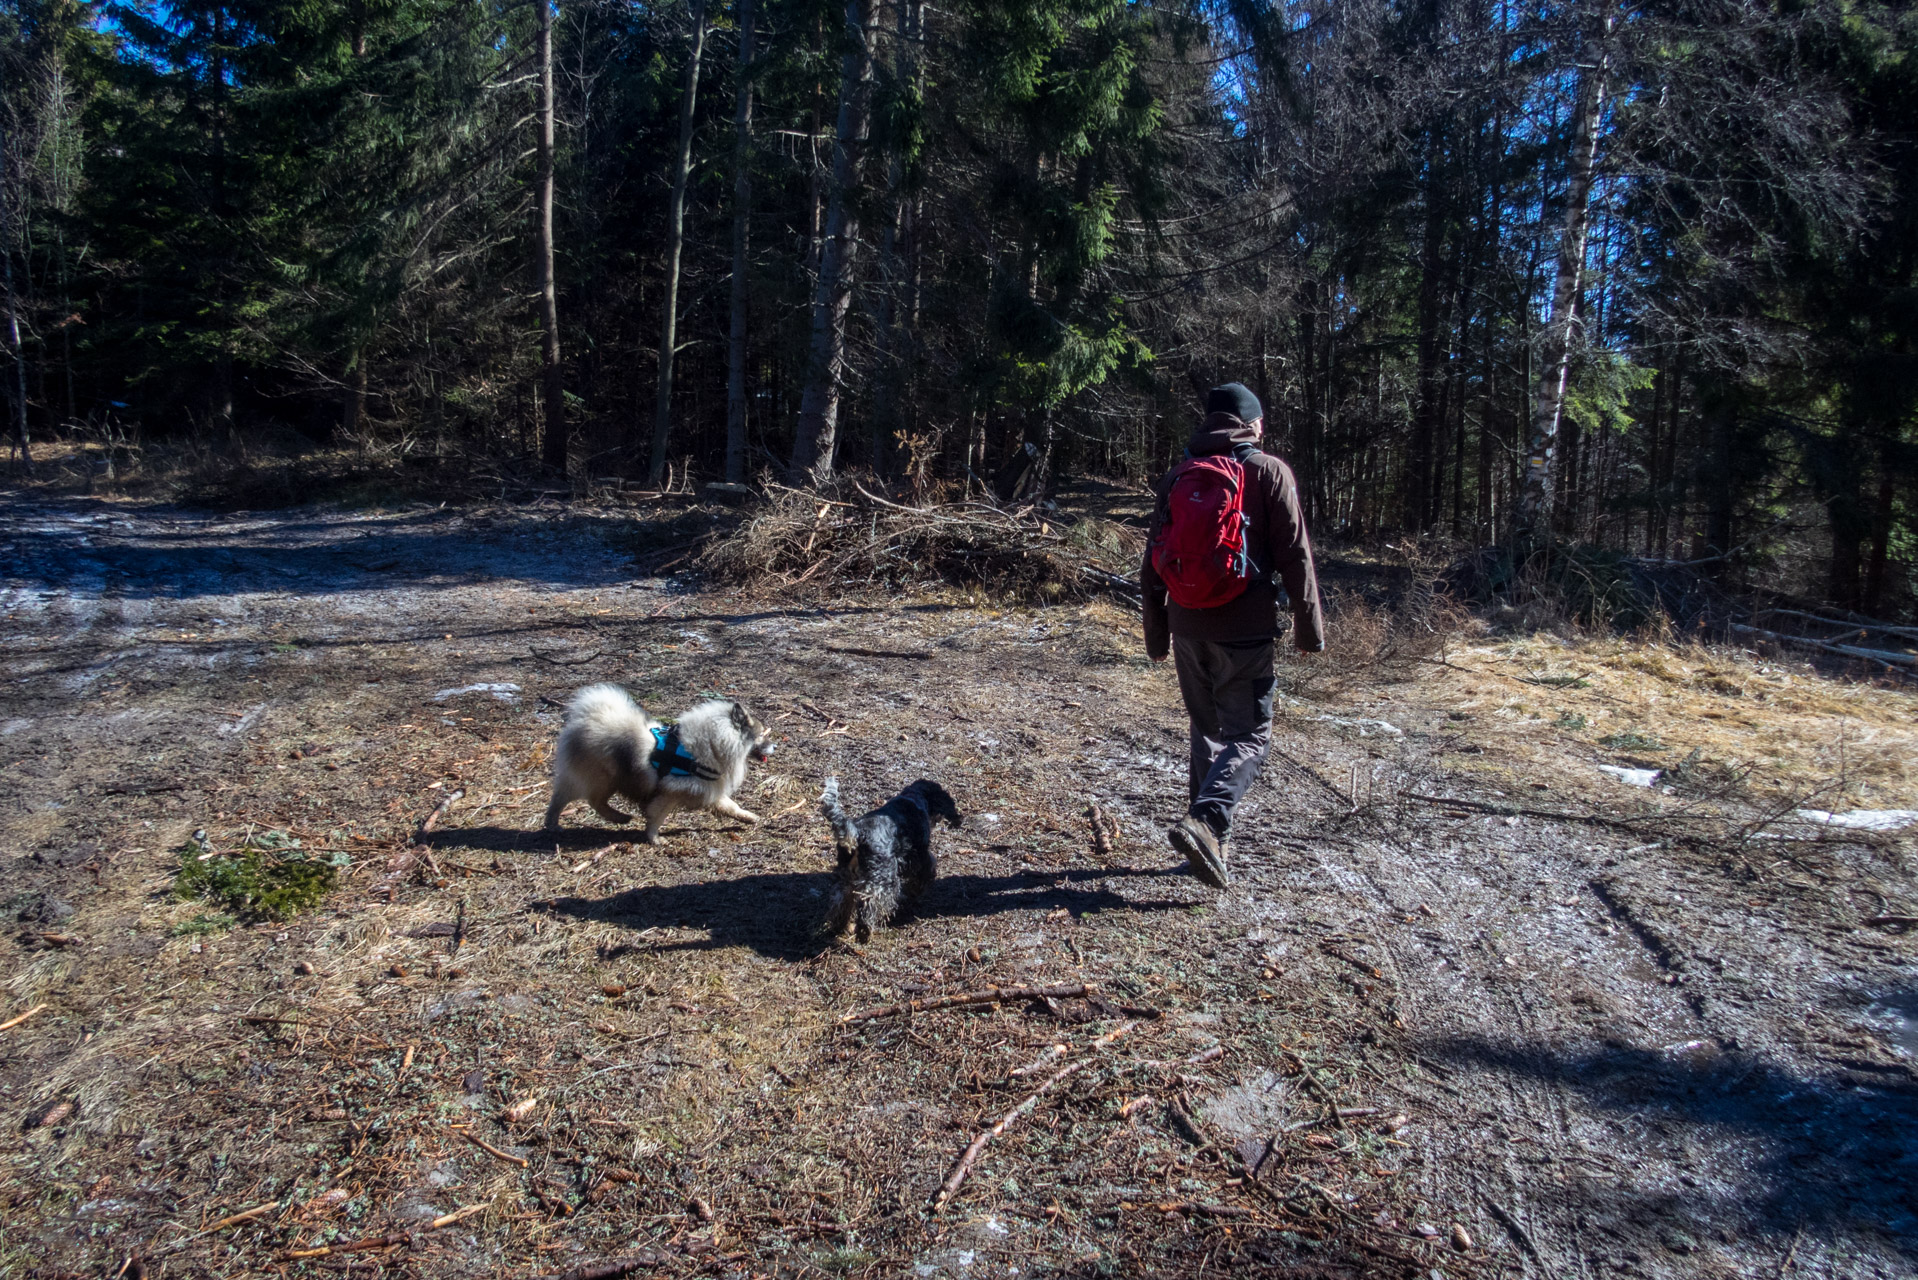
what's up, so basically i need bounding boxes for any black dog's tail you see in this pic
[820,777,856,855]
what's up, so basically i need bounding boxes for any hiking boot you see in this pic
[1168,815,1230,889]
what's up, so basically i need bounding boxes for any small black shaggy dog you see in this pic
[820,777,962,942]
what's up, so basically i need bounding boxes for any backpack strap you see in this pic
[650,724,720,781]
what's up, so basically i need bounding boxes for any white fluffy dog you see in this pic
[542,684,775,843]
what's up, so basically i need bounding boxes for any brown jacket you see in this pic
[1141,413,1325,658]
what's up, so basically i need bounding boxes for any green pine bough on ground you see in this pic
[173,830,345,923]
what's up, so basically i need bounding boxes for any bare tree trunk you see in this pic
[1408,129,1447,532]
[0,118,31,477]
[536,0,566,470]
[2,241,28,477]
[723,0,757,484]
[1864,470,1895,614]
[649,0,709,486]
[1518,17,1611,537]
[343,357,367,439]
[869,0,922,478]
[790,0,877,484]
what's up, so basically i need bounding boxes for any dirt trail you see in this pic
[1,492,1914,1278]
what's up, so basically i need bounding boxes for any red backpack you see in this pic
[1150,454,1253,609]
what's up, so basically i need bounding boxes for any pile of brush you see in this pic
[699,480,1143,601]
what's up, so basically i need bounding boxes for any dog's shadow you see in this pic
[536,865,1196,962]
[417,822,753,854]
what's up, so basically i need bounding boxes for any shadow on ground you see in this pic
[1426,1032,1918,1259]
[532,866,1195,961]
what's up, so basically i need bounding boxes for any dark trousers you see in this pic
[1172,634,1275,836]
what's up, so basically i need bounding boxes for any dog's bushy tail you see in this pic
[820,777,856,854]
[566,682,645,730]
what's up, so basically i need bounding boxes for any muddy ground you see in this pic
[1,487,1915,1279]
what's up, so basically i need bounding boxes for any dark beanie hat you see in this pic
[1206,382,1263,423]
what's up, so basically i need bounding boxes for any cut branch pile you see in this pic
[698,481,1143,600]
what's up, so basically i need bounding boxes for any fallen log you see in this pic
[1763,608,1918,646]
[1730,623,1917,668]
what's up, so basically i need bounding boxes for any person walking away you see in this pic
[1141,383,1324,887]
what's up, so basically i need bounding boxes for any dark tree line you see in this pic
[2,0,1916,612]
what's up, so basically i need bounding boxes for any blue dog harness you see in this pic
[649,725,719,781]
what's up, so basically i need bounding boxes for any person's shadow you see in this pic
[533,864,1197,961]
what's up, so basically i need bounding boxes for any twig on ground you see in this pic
[1484,1198,1541,1261]
[462,1130,528,1167]
[1282,1049,1345,1127]
[284,1231,411,1260]
[429,1203,489,1229]
[842,982,1097,1023]
[1128,1200,1256,1218]
[823,644,933,660]
[0,1003,48,1032]
[157,1201,280,1253]
[1269,746,1355,808]
[932,1058,1093,1210]
[1010,1019,1140,1077]
[531,1254,664,1280]
[415,788,465,842]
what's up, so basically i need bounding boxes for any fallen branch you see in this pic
[1399,791,1673,840]
[415,788,465,842]
[932,1058,1092,1210]
[531,648,602,666]
[283,1200,493,1261]
[842,982,1096,1023]
[1763,608,1918,645]
[1864,915,1918,928]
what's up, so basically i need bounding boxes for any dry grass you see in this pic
[1420,627,1918,813]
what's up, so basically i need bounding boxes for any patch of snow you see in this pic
[218,704,267,736]
[1792,809,1918,831]
[1598,765,1660,788]
[1314,715,1403,737]
[433,682,521,703]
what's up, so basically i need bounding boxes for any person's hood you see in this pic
[1187,412,1261,456]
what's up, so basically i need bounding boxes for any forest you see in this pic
[1,0,1915,613]
[7,5,1918,1277]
